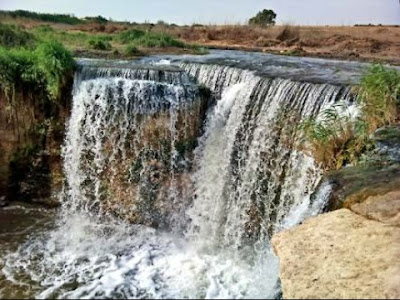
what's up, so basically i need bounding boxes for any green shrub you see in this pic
[84,15,108,24]
[32,25,55,33]
[117,29,146,44]
[88,38,112,50]
[0,23,36,48]
[117,29,186,48]
[1,10,83,25]
[358,64,400,132]
[299,106,370,170]
[0,40,75,102]
[299,65,400,170]
[34,40,75,99]
[132,32,185,48]
[124,44,141,56]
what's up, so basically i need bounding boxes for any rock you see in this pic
[272,209,400,299]
[326,163,400,210]
[351,190,400,226]
[373,125,400,162]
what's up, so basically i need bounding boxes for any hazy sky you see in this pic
[1,0,399,25]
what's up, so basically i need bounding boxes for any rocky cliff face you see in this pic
[272,174,400,299]
[0,79,72,207]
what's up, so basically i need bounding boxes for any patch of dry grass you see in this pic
[2,14,400,63]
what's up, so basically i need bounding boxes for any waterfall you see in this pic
[183,63,354,246]
[2,60,357,299]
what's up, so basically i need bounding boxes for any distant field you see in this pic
[166,24,400,64]
[1,10,399,64]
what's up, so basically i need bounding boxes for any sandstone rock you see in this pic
[272,209,400,299]
[351,191,400,226]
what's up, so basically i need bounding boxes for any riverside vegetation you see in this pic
[300,64,400,170]
[0,24,75,204]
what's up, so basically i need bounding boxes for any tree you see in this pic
[249,9,277,26]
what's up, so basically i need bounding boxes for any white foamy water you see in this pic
[2,213,279,299]
[1,62,357,299]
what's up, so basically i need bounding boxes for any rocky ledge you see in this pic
[272,170,400,299]
[272,125,400,299]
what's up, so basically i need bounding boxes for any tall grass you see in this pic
[0,40,75,103]
[358,64,400,132]
[0,23,36,48]
[300,105,370,170]
[117,29,186,48]
[31,25,114,50]
[300,64,400,170]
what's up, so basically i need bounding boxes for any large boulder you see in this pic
[272,208,400,299]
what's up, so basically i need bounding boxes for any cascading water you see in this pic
[1,54,357,299]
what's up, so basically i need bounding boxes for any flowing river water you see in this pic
[0,50,370,299]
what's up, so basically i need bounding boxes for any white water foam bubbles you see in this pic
[2,212,279,299]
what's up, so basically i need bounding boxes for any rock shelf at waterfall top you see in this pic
[79,49,400,85]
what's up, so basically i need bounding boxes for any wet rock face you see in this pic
[322,124,400,214]
[373,125,400,162]
[325,163,400,210]
[82,95,210,230]
[0,80,72,207]
[272,208,400,299]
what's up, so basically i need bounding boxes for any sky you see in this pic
[1,0,399,25]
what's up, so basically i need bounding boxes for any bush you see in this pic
[2,10,83,25]
[0,40,75,102]
[0,47,45,97]
[299,105,370,170]
[117,29,146,43]
[0,23,36,48]
[249,9,277,27]
[124,44,141,56]
[117,29,186,48]
[358,64,400,132]
[88,38,112,50]
[84,15,108,24]
[132,32,185,48]
[299,65,400,170]
[34,41,75,99]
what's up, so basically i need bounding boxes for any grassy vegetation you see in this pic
[125,44,141,56]
[88,37,112,50]
[0,41,75,102]
[0,10,83,25]
[30,25,111,50]
[0,21,202,57]
[358,64,400,132]
[117,29,146,43]
[0,23,36,48]
[0,22,76,202]
[300,65,400,170]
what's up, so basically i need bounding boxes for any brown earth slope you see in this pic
[167,25,400,64]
